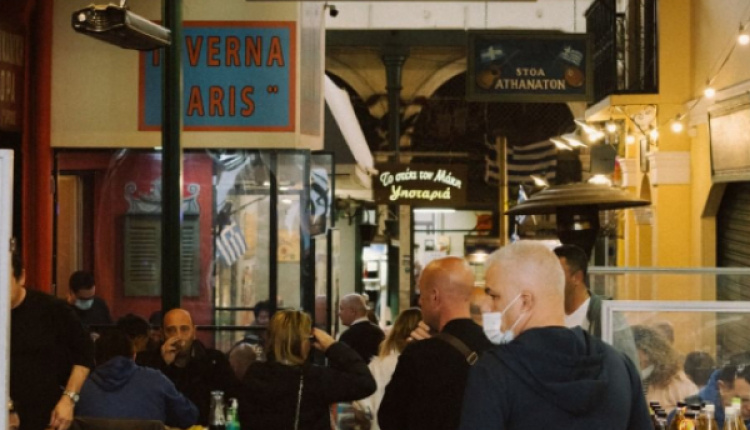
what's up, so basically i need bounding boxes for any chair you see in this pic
[71,417,165,430]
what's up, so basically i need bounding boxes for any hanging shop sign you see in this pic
[0,25,24,132]
[467,31,592,103]
[140,21,296,132]
[374,164,467,207]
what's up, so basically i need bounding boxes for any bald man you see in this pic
[379,257,491,430]
[458,242,651,430]
[338,293,385,363]
[137,308,239,425]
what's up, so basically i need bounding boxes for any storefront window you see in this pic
[54,148,326,352]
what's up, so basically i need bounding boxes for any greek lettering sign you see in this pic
[140,21,296,131]
[0,26,24,132]
[374,164,467,207]
[467,32,592,103]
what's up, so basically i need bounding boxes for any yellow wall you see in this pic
[51,0,325,149]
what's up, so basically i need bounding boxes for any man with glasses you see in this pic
[686,352,750,428]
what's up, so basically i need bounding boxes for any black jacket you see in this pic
[239,342,376,430]
[458,326,652,430]
[378,319,492,430]
[339,320,385,363]
[137,339,240,425]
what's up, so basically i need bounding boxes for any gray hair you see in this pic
[485,241,565,298]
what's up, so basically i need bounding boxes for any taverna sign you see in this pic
[374,164,467,207]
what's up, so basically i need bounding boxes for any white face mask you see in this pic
[75,298,94,311]
[482,293,523,345]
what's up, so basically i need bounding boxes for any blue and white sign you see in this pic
[140,21,296,131]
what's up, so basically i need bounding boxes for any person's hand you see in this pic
[161,336,183,365]
[407,321,431,342]
[311,328,335,352]
[49,396,74,430]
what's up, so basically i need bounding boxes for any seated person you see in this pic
[76,328,198,428]
[686,352,750,429]
[632,325,698,411]
[684,351,716,389]
[137,308,240,425]
[116,314,152,353]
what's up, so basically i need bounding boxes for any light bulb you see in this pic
[704,87,716,98]
[649,128,659,140]
[606,121,617,133]
[671,120,684,133]
[626,135,636,145]
[740,33,750,45]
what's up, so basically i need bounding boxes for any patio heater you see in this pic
[505,182,650,258]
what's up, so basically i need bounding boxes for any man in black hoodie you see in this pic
[459,241,651,430]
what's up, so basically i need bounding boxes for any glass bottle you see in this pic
[698,404,719,430]
[725,407,738,430]
[209,390,227,430]
[226,398,240,430]
[733,401,747,430]
[671,403,688,430]
[656,409,668,430]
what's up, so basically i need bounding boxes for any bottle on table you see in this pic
[698,403,719,430]
[725,407,738,430]
[226,397,240,430]
[209,390,227,430]
[670,402,688,430]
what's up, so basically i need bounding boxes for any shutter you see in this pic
[716,182,750,356]
[123,215,200,296]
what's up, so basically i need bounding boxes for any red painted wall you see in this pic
[58,151,215,328]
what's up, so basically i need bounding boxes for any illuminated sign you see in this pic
[374,164,467,207]
[140,21,296,131]
[467,31,592,103]
[0,27,24,132]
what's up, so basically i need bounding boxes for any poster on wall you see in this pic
[139,21,296,131]
[467,31,592,103]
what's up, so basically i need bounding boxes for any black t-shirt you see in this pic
[10,289,95,430]
[70,296,113,328]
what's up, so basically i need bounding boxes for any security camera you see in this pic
[72,4,171,51]
[328,5,339,18]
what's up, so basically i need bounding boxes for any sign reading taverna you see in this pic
[374,164,467,207]
[140,21,296,131]
[467,31,592,103]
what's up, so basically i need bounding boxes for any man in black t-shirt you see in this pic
[9,251,95,430]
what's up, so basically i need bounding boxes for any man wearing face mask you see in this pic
[459,242,651,430]
[379,256,492,430]
[67,271,113,329]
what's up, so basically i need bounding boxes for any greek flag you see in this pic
[507,140,557,187]
[216,221,247,266]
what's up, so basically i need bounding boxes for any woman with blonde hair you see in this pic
[632,324,698,411]
[239,310,375,429]
[355,307,422,430]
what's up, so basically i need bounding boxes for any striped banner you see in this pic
[506,140,557,186]
[216,221,247,266]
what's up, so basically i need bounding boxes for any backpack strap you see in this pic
[436,332,479,365]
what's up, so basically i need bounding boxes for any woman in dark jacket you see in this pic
[239,310,376,430]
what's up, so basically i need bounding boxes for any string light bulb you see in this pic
[605,120,617,133]
[704,86,716,98]
[649,128,659,140]
[626,135,636,145]
[739,24,750,45]
[671,115,684,133]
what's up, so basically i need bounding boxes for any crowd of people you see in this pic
[7,241,750,430]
